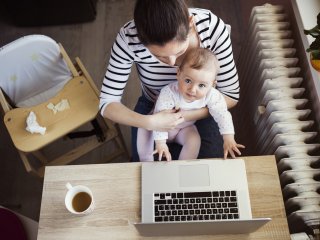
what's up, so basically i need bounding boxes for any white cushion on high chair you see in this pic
[0,35,72,107]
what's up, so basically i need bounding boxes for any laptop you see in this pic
[134,159,271,236]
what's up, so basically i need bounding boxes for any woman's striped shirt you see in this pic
[99,8,239,114]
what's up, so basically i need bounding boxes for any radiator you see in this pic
[236,4,320,239]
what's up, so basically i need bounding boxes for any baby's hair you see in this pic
[180,48,220,79]
[134,0,190,46]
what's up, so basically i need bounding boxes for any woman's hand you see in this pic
[147,109,184,131]
[154,140,172,161]
[223,134,245,159]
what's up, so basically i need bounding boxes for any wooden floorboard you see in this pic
[0,0,290,222]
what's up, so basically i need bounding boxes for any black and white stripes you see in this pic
[100,8,239,114]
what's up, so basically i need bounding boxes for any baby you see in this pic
[138,48,244,161]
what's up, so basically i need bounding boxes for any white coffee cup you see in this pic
[65,182,95,215]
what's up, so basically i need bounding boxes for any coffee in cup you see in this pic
[65,183,94,215]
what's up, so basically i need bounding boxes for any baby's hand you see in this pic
[154,140,172,161]
[223,134,245,159]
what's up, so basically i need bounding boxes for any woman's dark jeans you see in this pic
[131,95,224,162]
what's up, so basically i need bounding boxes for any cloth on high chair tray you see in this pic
[25,111,46,135]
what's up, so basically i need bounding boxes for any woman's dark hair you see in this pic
[134,0,190,46]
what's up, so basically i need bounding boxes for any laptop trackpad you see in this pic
[179,164,210,187]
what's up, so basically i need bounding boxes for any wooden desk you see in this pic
[37,156,291,239]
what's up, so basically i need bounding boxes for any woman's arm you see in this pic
[103,102,184,132]
[179,94,237,122]
[204,11,240,102]
[180,107,209,122]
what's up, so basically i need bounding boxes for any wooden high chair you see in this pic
[0,35,128,177]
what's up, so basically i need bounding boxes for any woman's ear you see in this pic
[188,15,194,28]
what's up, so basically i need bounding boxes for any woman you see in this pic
[99,0,239,161]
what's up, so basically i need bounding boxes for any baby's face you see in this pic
[177,65,216,102]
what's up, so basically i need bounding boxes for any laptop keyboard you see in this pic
[153,191,239,222]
